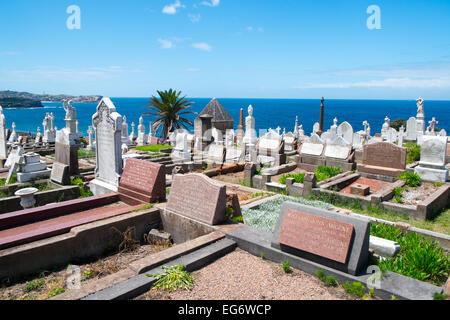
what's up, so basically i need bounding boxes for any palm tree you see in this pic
[143,89,197,139]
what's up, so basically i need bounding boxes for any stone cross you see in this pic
[427,117,438,134]
[276,126,281,135]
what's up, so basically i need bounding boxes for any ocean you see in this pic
[2,98,450,137]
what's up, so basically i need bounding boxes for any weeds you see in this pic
[147,265,194,291]
[316,269,338,286]
[342,281,366,298]
[111,226,140,253]
[398,172,421,187]
[24,279,45,293]
[281,260,291,273]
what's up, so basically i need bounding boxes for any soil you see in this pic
[136,248,367,301]
[392,182,441,206]
[0,240,173,300]
[212,171,245,185]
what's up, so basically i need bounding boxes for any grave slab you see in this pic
[166,173,227,225]
[271,202,370,275]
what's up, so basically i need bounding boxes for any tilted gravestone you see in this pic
[50,162,70,185]
[272,202,370,275]
[118,158,166,203]
[166,173,227,225]
[414,136,449,182]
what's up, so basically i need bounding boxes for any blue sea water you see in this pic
[2,98,450,137]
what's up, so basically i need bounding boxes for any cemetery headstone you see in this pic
[271,202,370,275]
[415,136,449,182]
[166,173,227,225]
[90,98,123,195]
[50,162,70,185]
[119,158,166,203]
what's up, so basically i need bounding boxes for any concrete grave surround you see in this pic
[324,144,351,160]
[271,202,370,275]
[118,158,166,203]
[90,98,123,196]
[166,173,227,225]
[300,142,324,156]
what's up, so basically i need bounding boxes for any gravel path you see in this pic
[137,248,354,300]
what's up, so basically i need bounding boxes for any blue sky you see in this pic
[1,0,449,99]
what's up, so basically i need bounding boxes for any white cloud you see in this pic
[295,78,450,89]
[162,0,185,15]
[158,38,175,49]
[192,42,212,52]
[246,26,253,31]
[201,0,220,7]
[186,67,200,72]
[188,13,201,23]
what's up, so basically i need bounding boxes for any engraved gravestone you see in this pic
[167,173,227,225]
[50,162,70,185]
[272,202,370,275]
[300,142,324,156]
[90,98,123,195]
[119,158,166,202]
[361,142,406,169]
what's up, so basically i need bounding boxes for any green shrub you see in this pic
[24,279,45,293]
[147,264,194,291]
[394,196,403,203]
[404,143,421,164]
[47,288,65,298]
[393,187,403,198]
[279,173,305,185]
[71,177,93,198]
[375,225,450,285]
[398,172,421,187]
[433,292,447,300]
[314,166,342,182]
[281,260,291,273]
[342,281,366,298]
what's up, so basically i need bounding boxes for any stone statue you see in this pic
[417,97,424,115]
[63,100,76,120]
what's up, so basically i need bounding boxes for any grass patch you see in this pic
[342,281,366,298]
[314,166,342,182]
[134,145,172,152]
[147,265,194,291]
[77,148,95,159]
[132,203,155,212]
[404,142,421,164]
[248,191,270,199]
[0,174,17,186]
[373,223,450,286]
[398,171,421,187]
[278,173,305,185]
[71,177,93,198]
[317,269,338,286]
[24,279,45,293]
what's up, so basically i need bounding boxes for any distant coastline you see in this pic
[0,90,102,109]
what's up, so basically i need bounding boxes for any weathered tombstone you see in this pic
[300,142,324,156]
[166,173,227,225]
[324,144,351,160]
[5,145,24,168]
[357,142,406,178]
[207,143,225,164]
[90,98,123,195]
[309,133,324,144]
[118,158,166,203]
[337,121,353,145]
[271,202,370,275]
[16,152,51,183]
[406,117,417,141]
[415,136,449,182]
[50,162,70,185]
